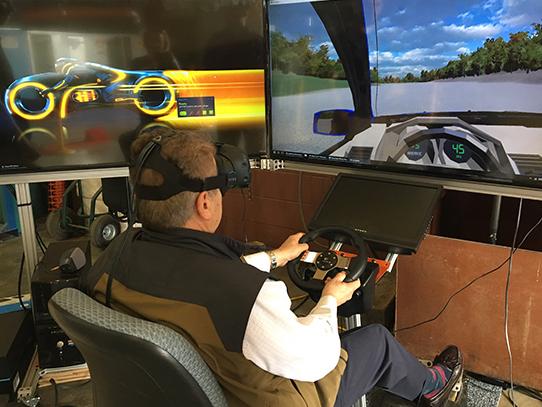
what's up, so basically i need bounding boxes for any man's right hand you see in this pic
[321,272,361,306]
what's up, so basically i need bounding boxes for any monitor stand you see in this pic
[306,173,442,344]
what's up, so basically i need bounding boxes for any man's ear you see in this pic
[194,191,212,220]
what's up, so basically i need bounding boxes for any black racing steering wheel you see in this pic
[288,226,371,293]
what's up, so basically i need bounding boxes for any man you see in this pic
[81,128,463,407]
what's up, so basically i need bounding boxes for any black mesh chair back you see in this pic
[48,288,228,407]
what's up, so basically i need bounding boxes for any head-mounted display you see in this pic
[134,137,250,201]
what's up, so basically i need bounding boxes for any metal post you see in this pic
[329,241,343,251]
[385,253,399,273]
[15,183,39,288]
[489,195,502,245]
[339,313,364,407]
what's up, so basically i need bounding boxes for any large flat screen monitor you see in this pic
[310,173,442,252]
[268,0,542,190]
[0,0,267,175]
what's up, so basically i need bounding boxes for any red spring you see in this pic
[48,181,66,212]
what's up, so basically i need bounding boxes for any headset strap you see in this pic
[134,144,228,200]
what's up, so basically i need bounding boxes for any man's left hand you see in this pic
[274,232,309,268]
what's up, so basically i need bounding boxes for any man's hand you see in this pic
[273,232,309,267]
[322,272,361,306]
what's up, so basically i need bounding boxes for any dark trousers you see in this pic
[334,324,431,407]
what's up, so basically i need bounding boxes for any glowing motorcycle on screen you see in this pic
[5,58,265,129]
[4,58,180,121]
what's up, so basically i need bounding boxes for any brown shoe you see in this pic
[419,345,463,407]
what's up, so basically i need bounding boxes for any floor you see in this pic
[17,375,542,407]
[1,224,542,407]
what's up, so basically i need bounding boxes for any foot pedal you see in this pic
[447,375,463,404]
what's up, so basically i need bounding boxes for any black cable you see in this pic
[516,385,542,402]
[50,378,59,407]
[504,199,522,407]
[17,252,27,311]
[395,212,542,333]
[48,378,77,407]
[6,182,48,254]
[6,184,45,306]
[297,172,328,249]
[131,140,158,220]
[36,231,46,254]
[297,172,309,233]
[37,229,47,250]
[240,187,248,242]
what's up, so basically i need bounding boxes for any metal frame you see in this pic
[58,180,106,231]
[0,167,129,186]
[339,313,367,407]
[14,184,39,286]
[0,167,129,285]
[17,349,40,407]
[285,161,542,201]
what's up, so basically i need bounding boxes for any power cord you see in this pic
[6,184,49,310]
[395,210,542,333]
[6,184,48,254]
[504,198,523,407]
[515,385,542,402]
[36,229,47,254]
[240,187,249,242]
[297,171,309,233]
[297,172,328,249]
[17,252,27,311]
[48,378,78,407]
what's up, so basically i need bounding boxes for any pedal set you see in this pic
[447,375,464,405]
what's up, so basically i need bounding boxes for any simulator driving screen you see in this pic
[269,0,542,187]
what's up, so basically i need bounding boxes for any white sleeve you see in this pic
[242,252,271,272]
[242,279,341,382]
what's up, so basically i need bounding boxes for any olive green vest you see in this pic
[82,229,347,406]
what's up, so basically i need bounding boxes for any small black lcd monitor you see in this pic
[0,0,267,175]
[268,0,542,190]
[310,174,442,253]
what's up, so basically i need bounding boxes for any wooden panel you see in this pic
[436,191,542,251]
[245,221,299,249]
[251,170,301,202]
[396,235,542,389]
[220,169,335,246]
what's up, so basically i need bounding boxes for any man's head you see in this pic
[131,128,222,233]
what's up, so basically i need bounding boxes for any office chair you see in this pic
[48,288,228,407]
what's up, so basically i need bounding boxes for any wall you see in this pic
[220,169,542,252]
[219,169,335,248]
[396,235,542,389]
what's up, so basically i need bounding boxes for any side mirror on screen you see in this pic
[313,109,354,136]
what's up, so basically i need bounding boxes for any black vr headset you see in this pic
[134,136,251,201]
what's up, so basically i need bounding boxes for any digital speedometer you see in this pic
[444,140,472,163]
